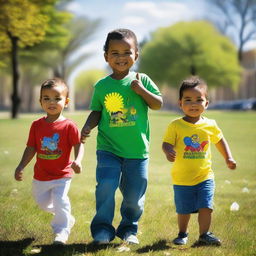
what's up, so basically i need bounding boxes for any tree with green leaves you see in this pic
[0,0,71,118]
[53,16,101,80]
[139,21,241,89]
[205,0,256,62]
[74,69,106,109]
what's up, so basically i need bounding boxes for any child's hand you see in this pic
[71,161,82,174]
[131,73,145,95]
[14,167,24,181]
[81,125,91,143]
[165,149,176,162]
[226,158,236,170]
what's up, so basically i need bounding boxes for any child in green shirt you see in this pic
[81,28,162,244]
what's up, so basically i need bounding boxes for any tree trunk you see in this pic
[9,34,20,119]
[190,65,196,75]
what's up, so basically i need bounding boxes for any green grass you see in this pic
[0,110,256,256]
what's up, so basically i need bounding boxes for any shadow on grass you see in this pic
[191,240,221,248]
[0,238,34,256]
[0,238,196,256]
[25,241,121,256]
[0,239,122,256]
[136,239,173,253]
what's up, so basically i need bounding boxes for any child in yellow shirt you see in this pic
[162,76,236,246]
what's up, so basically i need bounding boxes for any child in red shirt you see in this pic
[14,78,84,244]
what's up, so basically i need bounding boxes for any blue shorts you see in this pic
[173,179,215,214]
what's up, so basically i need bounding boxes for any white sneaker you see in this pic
[53,215,75,244]
[123,233,139,244]
[53,231,69,245]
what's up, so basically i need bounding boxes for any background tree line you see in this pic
[0,0,255,118]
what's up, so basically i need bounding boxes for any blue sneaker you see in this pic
[173,232,188,245]
[199,232,221,246]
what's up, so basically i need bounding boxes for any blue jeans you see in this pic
[90,150,148,241]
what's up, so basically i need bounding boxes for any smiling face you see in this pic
[40,85,69,121]
[179,85,209,123]
[104,38,138,79]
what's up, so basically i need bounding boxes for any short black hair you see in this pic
[40,78,69,98]
[179,76,208,100]
[103,28,138,53]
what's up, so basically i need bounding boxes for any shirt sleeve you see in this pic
[163,122,176,145]
[210,120,223,144]
[68,122,81,146]
[90,83,103,111]
[140,73,162,96]
[26,122,36,147]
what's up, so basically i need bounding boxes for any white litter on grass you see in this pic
[225,180,231,184]
[230,202,240,211]
[10,188,18,195]
[242,187,249,193]
[117,245,131,252]
[3,150,9,155]
[164,252,171,256]
[30,248,41,254]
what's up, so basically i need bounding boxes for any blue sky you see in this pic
[66,0,255,81]
[66,0,207,80]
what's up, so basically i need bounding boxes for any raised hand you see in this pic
[130,73,144,95]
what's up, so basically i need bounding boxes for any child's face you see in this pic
[40,86,69,117]
[179,86,209,119]
[104,38,138,76]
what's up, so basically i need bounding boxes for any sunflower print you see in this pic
[104,92,124,113]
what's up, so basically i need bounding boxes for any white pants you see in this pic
[32,178,73,234]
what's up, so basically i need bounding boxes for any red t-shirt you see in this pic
[27,117,80,181]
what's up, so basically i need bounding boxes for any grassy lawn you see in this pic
[0,110,255,256]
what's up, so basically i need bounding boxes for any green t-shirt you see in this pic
[90,71,161,158]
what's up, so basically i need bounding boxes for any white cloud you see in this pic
[66,2,82,14]
[123,1,191,20]
[121,16,146,26]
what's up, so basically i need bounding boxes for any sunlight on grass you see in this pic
[0,110,255,255]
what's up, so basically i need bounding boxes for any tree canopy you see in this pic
[139,21,241,89]
[0,0,72,118]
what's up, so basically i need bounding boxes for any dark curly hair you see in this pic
[40,78,69,98]
[179,76,208,100]
[103,28,138,53]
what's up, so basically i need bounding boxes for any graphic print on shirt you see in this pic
[104,92,137,127]
[38,133,62,160]
[183,134,208,159]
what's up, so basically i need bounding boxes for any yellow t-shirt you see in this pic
[163,117,223,185]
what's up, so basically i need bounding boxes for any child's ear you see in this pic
[135,51,139,61]
[65,98,70,107]
[104,52,108,62]
[205,100,209,109]
[179,100,182,109]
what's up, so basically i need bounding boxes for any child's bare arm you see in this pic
[215,138,236,170]
[131,73,163,110]
[14,146,36,181]
[162,142,176,162]
[71,143,84,174]
[81,111,101,143]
